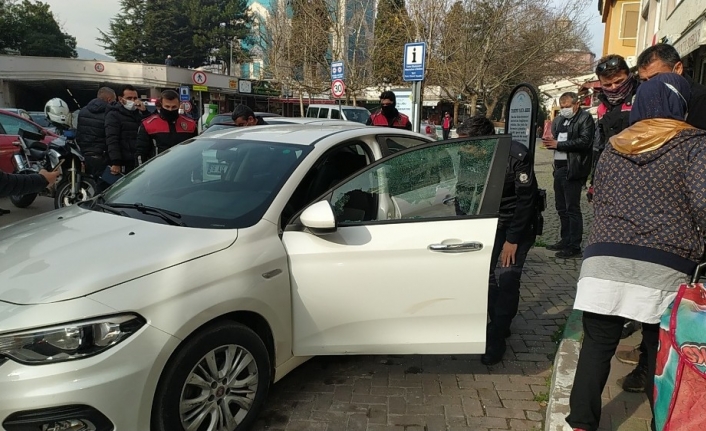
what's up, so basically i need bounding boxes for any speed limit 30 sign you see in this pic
[331,79,345,98]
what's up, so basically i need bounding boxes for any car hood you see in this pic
[0,205,237,305]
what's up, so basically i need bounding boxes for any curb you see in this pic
[545,310,583,431]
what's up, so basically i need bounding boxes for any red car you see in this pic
[0,109,58,174]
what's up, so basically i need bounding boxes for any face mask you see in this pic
[560,107,575,118]
[161,109,179,122]
[123,100,136,111]
[381,105,397,117]
[603,76,636,105]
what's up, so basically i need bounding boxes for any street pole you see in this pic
[229,40,233,77]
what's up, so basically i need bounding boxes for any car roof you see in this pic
[307,104,368,111]
[198,123,424,145]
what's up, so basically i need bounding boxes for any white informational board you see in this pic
[393,89,413,121]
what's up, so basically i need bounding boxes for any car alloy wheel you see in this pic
[180,344,259,430]
[152,322,271,431]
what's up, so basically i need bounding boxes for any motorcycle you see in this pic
[10,128,97,209]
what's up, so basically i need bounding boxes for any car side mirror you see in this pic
[300,201,337,235]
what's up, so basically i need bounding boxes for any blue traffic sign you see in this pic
[179,85,191,102]
[403,42,426,82]
[331,61,344,80]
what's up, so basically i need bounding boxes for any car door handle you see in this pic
[428,241,484,253]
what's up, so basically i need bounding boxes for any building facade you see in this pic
[636,0,706,84]
[599,0,641,59]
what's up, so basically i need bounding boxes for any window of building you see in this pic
[666,0,685,17]
[619,2,640,48]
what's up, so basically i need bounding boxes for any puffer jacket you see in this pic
[587,126,706,274]
[552,108,595,180]
[105,104,149,168]
[76,98,112,157]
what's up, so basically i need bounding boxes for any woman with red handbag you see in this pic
[565,73,706,431]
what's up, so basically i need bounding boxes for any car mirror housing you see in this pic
[300,201,337,235]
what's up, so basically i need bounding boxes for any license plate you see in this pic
[207,163,228,175]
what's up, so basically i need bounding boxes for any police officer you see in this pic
[366,91,412,130]
[136,89,197,164]
[457,115,539,365]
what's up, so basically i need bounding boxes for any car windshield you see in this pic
[102,139,311,229]
[342,108,370,124]
[200,123,235,135]
[208,114,232,126]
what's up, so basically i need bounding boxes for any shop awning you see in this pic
[674,17,706,57]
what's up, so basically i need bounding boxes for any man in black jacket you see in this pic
[637,43,706,129]
[136,90,197,163]
[457,115,538,365]
[105,85,149,175]
[0,169,59,199]
[76,87,116,180]
[232,104,268,127]
[542,92,595,258]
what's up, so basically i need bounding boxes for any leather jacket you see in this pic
[552,108,595,180]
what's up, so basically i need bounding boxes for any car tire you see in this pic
[10,193,37,208]
[152,322,271,431]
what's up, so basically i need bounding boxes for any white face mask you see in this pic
[560,107,575,118]
[123,100,136,111]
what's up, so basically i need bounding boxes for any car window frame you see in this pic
[285,135,511,231]
[279,140,375,229]
[376,134,433,156]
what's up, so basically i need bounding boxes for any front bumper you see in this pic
[0,323,177,431]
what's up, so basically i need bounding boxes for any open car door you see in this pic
[282,136,511,356]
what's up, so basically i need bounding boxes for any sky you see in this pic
[44,0,605,58]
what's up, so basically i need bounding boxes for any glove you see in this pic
[586,185,594,203]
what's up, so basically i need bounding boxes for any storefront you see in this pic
[673,16,706,84]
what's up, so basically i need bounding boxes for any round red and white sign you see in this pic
[192,71,208,85]
[182,101,192,113]
[331,79,345,98]
[94,63,105,73]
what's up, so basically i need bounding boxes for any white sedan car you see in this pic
[0,123,511,431]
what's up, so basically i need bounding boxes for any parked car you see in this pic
[0,108,31,121]
[0,109,59,174]
[0,123,511,431]
[305,104,370,124]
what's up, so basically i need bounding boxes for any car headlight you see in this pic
[0,313,145,365]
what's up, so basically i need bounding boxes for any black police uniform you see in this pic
[483,140,539,365]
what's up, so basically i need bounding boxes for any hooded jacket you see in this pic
[76,98,112,157]
[586,124,706,274]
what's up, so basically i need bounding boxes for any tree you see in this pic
[0,0,77,58]
[100,0,252,70]
[372,0,413,86]
[430,0,591,119]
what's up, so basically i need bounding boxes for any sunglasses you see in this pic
[596,57,622,73]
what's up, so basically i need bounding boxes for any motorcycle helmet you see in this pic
[44,98,72,128]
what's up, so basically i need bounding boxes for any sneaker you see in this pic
[618,363,647,393]
[555,248,582,259]
[621,320,641,339]
[546,242,567,251]
[615,346,640,365]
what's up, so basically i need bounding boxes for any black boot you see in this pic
[481,337,506,365]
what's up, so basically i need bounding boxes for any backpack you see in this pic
[654,263,706,430]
